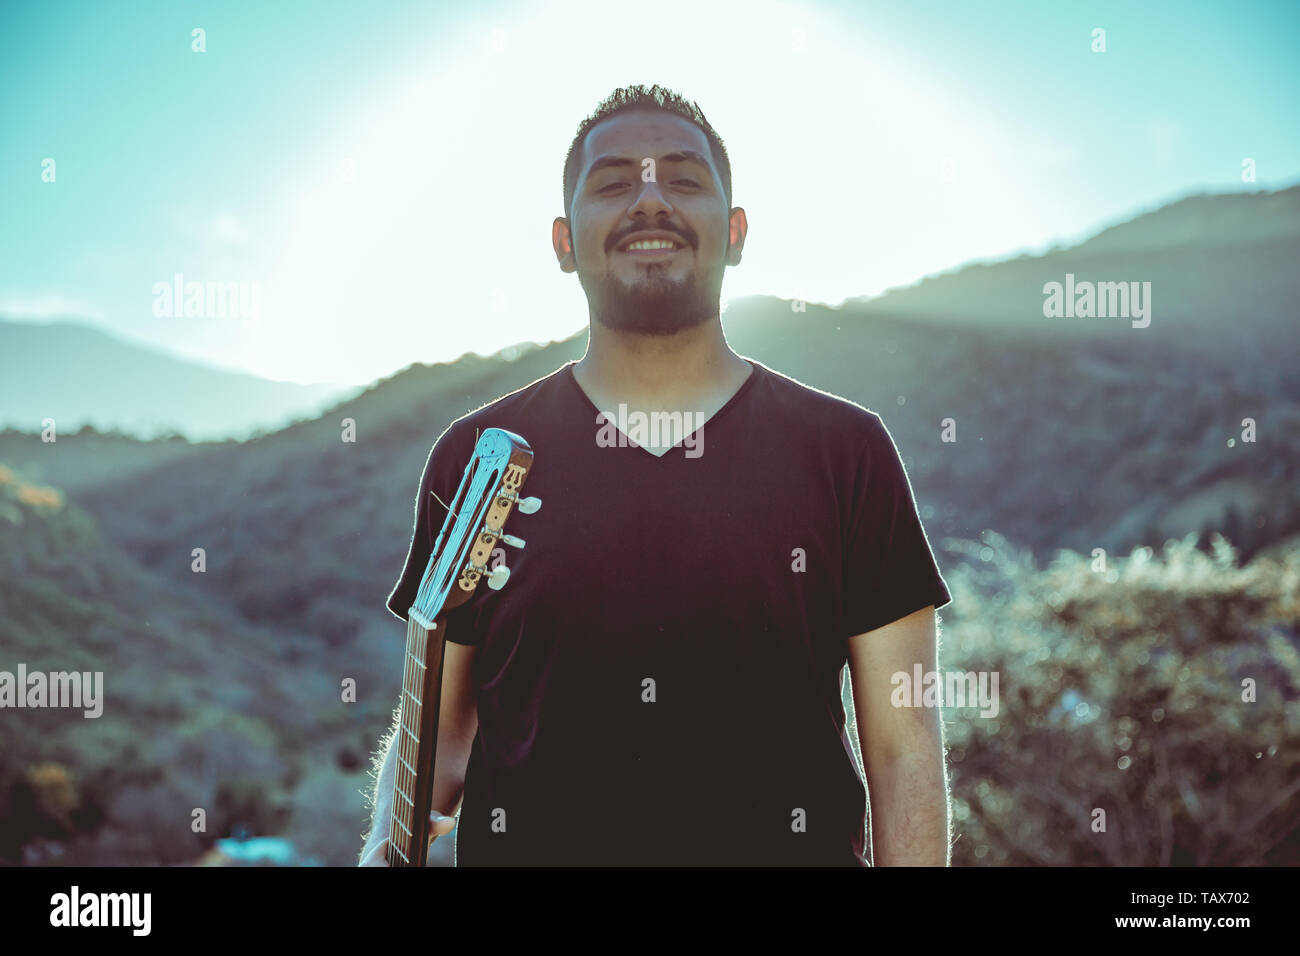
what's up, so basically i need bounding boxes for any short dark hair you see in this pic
[562,84,732,223]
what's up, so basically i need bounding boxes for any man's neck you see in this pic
[573,316,751,412]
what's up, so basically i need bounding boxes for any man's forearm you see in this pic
[361,706,475,856]
[868,749,951,866]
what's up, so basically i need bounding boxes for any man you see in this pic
[360,84,952,867]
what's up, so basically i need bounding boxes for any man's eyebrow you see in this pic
[585,150,712,178]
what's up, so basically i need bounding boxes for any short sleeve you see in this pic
[385,420,484,645]
[840,414,951,638]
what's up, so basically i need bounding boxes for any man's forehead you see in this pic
[581,110,710,167]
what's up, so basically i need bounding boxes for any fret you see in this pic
[399,625,417,777]
[395,609,429,864]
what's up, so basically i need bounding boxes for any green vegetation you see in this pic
[0,465,388,865]
[932,532,1300,865]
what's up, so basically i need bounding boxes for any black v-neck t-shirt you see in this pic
[386,358,951,866]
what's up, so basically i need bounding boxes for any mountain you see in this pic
[854,185,1300,366]
[0,428,224,497]
[65,185,1300,641]
[0,319,360,441]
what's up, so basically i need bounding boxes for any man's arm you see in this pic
[359,626,479,865]
[847,605,951,866]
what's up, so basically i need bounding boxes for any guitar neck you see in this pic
[387,609,447,867]
[384,426,536,866]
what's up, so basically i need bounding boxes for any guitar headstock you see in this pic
[408,428,537,629]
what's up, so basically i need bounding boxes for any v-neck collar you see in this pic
[563,358,760,461]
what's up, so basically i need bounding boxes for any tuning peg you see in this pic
[501,533,525,548]
[517,496,541,515]
[487,565,511,590]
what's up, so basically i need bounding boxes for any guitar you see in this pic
[387,427,538,867]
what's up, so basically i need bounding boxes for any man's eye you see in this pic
[600,180,699,192]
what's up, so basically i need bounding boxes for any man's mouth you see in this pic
[620,239,685,257]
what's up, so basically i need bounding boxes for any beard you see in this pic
[577,251,722,336]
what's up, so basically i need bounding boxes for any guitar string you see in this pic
[405,450,501,863]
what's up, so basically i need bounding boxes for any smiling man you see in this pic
[361,84,953,867]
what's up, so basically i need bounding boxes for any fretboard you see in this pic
[387,609,446,867]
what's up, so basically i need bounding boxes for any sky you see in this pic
[1,0,1297,386]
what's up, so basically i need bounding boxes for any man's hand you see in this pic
[358,811,457,866]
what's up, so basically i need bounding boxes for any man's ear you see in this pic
[726,207,747,266]
[553,218,577,273]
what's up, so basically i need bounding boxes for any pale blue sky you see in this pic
[2,0,1296,384]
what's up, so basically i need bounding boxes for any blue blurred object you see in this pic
[215,836,297,865]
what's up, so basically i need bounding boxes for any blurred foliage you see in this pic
[0,464,386,865]
[935,531,1300,865]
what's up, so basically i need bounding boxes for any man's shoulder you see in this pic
[439,361,575,447]
[750,359,889,445]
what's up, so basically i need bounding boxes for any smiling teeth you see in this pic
[626,240,678,251]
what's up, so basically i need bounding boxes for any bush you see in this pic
[936,532,1300,865]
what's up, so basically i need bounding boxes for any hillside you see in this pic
[0,464,394,865]
[75,190,1300,647]
[0,428,224,497]
[0,319,359,441]
[856,185,1300,365]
